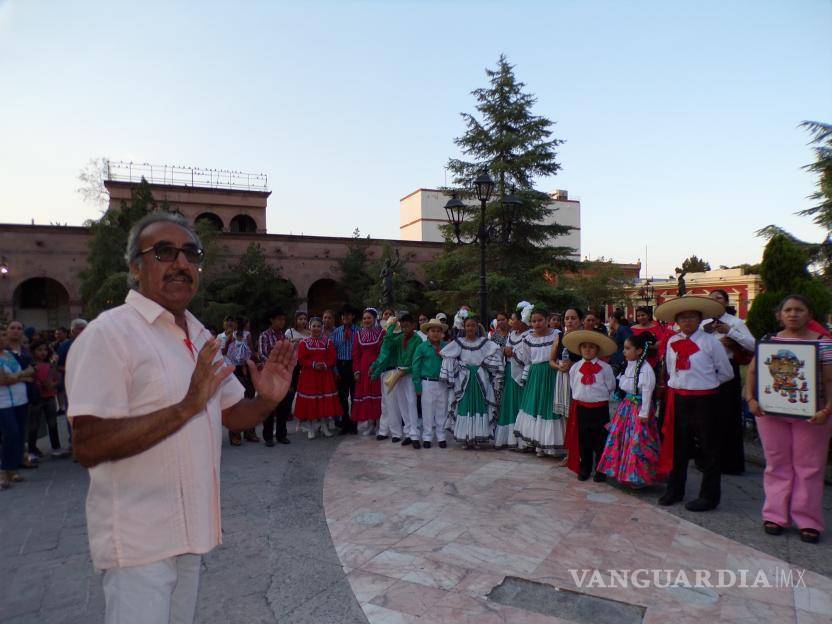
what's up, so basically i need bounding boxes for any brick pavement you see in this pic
[0,419,829,623]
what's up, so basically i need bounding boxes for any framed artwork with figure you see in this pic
[755,340,818,419]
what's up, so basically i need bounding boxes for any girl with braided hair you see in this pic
[596,332,661,487]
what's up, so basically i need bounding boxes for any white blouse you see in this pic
[618,360,656,419]
[515,329,560,366]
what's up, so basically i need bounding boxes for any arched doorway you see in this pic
[230,214,257,233]
[195,212,224,231]
[12,277,71,329]
[307,279,342,317]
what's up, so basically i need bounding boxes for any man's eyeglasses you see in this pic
[139,243,205,265]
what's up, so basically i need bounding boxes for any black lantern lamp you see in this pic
[443,193,466,242]
[500,186,522,241]
[473,168,495,203]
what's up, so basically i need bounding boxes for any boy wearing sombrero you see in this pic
[412,318,450,448]
[655,296,733,512]
[563,330,618,481]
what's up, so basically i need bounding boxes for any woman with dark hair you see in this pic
[631,306,672,368]
[440,315,504,448]
[351,308,385,435]
[295,317,342,439]
[514,308,564,456]
[746,295,832,543]
[494,303,531,449]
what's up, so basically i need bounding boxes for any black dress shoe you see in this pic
[265,439,275,447]
[401,438,412,446]
[438,441,447,448]
[412,440,421,449]
[423,441,431,449]
[592,472,607,483]
[658,491,683,506]
[684,498,718,512]
[278,438,290,445]
[391,437,401,444]
[376,435,389,441]
[577,473,590,482]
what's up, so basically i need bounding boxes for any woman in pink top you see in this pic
[29,341,68,458]
[746,294,832,544]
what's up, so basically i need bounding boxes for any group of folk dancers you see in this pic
[286,294,832,540]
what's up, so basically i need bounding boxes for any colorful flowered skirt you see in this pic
[597,395,660,487]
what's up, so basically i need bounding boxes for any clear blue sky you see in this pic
[1,0,829,278]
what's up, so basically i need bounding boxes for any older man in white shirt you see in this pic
[701,289,756,475]
[66,212,293,624]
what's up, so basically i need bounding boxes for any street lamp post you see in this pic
[443,168,520,322]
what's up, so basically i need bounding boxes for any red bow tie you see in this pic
[671,338,699,370]
[579,360,602,385]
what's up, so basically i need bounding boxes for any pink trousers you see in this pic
[756,415,832,531]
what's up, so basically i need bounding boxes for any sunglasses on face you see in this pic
[140,243,205,265]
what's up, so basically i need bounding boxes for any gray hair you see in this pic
[70,318,88,332]
[125,212,201,288]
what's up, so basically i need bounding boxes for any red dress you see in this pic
[294,337,342,421]
[351,327,384,422]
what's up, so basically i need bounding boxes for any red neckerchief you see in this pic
[579,360,602,385]
[671,337,699,370]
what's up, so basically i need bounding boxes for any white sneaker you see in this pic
[307,430,317,440]
[320,422,335,438]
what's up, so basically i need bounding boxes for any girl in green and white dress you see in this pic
[494,304,532,448]
[513,309,565,456]
[440,316,504,448]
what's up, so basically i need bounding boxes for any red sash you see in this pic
[565,399,608,475]
[656,387,718,478]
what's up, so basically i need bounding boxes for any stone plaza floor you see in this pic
[1,421,831,623]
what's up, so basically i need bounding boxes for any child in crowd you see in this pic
[597,332,660,487]
[412,318,450,448]
[563,330,618,481]
[371,314,424,446]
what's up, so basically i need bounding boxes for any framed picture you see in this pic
[755,340,818,419]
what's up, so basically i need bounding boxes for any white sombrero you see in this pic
[654,295,725,323]
[562,330,618,357]
[420,318,449,334]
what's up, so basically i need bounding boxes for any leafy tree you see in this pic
[561,261,633,313]
[335,229,375,309]
[757,120,832,281]
[76,156,110,208]
[674,255,711,276]
[198,243,298,333]
[746,234,831,337]
[79,178,161,318]
[426,55,574,317]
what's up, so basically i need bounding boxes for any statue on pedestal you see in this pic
[380,248,401,309]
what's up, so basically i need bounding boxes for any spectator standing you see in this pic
[258,308,291,446]
[0,325,33,489]
[331,305,358,434]
[221,316,259,445]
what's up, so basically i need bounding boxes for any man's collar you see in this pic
[125,289,203,334]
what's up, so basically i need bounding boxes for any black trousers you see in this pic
[28,398,61,451]
[667,393,721,504]
[229,366,256,439]
[716,361,745,475]
[336,359,356,432]
[577,404,610,477]
[263,393,290,442]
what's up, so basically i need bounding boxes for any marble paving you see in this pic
[323,437,832,624]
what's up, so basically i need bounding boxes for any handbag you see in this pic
[384,368,407,391]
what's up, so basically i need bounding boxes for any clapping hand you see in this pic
[248,340,294,404]
[183,340,235,415]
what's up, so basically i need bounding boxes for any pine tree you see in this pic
[335,229,375,308]
[426,55,574,316]
[79,178,159,318]
[674,255,711,276]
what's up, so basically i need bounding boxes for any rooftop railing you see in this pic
[105,160,268,192]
